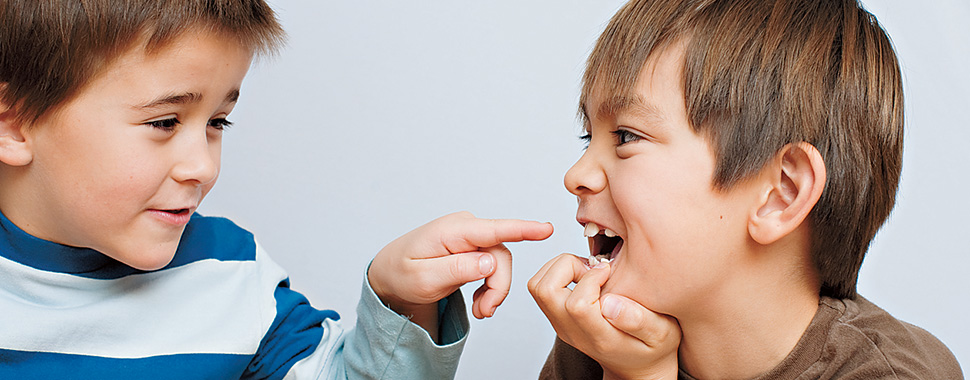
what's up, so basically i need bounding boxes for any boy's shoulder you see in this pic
[686,296,963,379]
[540,296,965,380]
[776,295,964,380]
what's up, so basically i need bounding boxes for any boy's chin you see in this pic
[104,243,179,271]
[124,256,174,271]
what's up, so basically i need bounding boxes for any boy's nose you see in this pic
[171,129,220,186]
[564,148,607,196]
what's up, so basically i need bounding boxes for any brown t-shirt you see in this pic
[539,296,963,379]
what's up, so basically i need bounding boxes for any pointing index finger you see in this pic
[439,215,553,254]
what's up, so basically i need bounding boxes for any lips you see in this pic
[148,207,194,225]
[584,221,623,266]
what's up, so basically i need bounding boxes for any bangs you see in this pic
[579,0,697,124]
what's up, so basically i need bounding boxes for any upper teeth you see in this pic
[584,222,617,238]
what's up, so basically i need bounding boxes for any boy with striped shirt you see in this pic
[0,1,552,378]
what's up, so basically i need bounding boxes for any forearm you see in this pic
[343,278,469,379]
[381,299,440,343]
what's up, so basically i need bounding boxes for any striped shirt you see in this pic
[0,212,468,379]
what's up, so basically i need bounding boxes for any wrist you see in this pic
[367,264,441,342]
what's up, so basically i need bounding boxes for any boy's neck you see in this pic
[676,234,821,379]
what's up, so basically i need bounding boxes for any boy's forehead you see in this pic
[581,42,687,127]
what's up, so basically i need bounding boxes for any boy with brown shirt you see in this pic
[528,0,963,378]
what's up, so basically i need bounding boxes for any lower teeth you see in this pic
[587,254,612,267]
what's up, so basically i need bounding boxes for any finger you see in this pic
[569,262,611,306]
[473,243,513,318]
[413,251,495,303]
[535,262,633,355]
[471,283,489,319]
[600,294,682,347]
[527,253,565,291]
[439,214,554,254]
[530,254,589,299]
[529,254,591,317]
[562,263,615,333]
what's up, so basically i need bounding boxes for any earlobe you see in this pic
[0,99,33,167]
[749,142,826,245]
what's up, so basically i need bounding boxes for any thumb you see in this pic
[600,294,681,348]
[430,251,496,288]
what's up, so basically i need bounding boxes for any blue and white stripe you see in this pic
[0,212,467,379]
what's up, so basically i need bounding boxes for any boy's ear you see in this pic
[748,142,826,245]
[0,91,33,167]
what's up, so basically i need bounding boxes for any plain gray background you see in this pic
[199,1,969,377]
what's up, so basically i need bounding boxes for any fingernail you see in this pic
[601,294,622,320]
[594,261,609,270]
[479,254,494,275]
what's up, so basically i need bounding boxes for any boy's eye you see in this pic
[208,118,233,131]
[145,117,179,131]
[579,133,592,150]
[611,129,642,146]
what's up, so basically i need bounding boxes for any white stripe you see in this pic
[282,318,347,380]
[0,243,284,358]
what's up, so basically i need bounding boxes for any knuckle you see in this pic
[453,210,474,219]
[655,328,670,342]
[563,296,586,316]
[527,276,539,293]
[451,256,469,280]
[529,280,548,299]
[485,219,501,243]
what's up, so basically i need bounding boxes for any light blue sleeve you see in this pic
[277,274,469,380]
[341,278,469,379]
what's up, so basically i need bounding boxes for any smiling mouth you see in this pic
[584,222,623,266]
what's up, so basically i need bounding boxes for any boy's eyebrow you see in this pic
[585,95,665,125]
[225,89,240,103]
[134,92,203,110]
[601,95,664,122]
[133,89,240,110]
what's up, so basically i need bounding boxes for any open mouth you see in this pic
[584,222,623,267]
[160,208,190,215]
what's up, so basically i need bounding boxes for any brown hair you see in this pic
[0,0,285,124]
[584,0,903,299]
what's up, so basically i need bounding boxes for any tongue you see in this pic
[611,240,623,257]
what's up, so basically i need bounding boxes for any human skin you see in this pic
[0,29,251,271]
[0,28,555,343]
[530,42,823,379]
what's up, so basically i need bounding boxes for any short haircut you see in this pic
[583,0,903,299]
[0,0,285,124]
